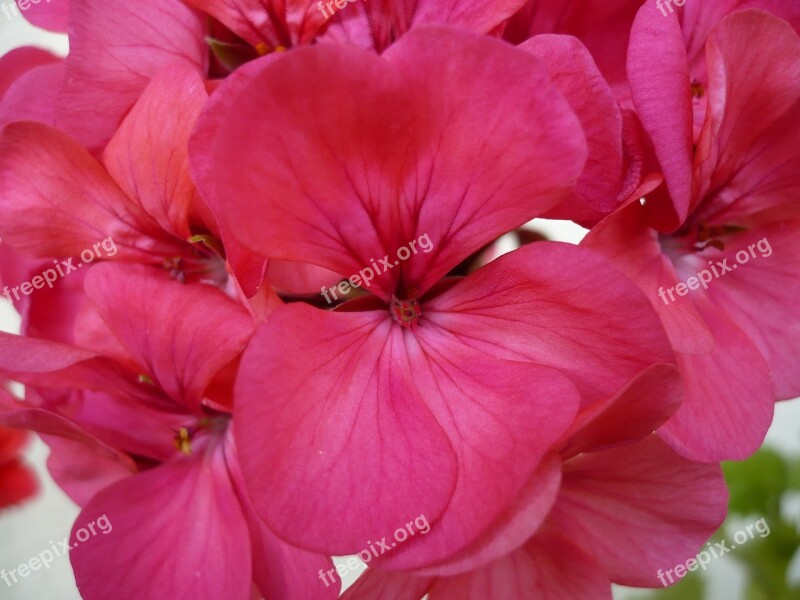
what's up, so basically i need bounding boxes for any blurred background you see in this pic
[1,15,799,600]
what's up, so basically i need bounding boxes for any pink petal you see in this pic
[702,206,800,399]
[411,0,527,32]
[342,569,433,600]
[425,242,675,408]
[235,306,459,554]
[627,2,694,230]
[0,406,135,506]
[374,338,578,569]
[194,27,585,301]
[560,363,682,458]
[505,0,643,99]
[84,263,255,409]
[43,435,132,507]
[21,0,70,31]
[102,63,208,240]
[583,202,715,355]
[0,331,140,396]
[694,9,800,214]
[0,122,180,261]
[189,55,280,297]
[225,433,340,600]
[0,47,60,98]
[659,292,776,461]
[56,0,208,153]
[551,435,727,586]
[426,530,611,600]
[519,34,623,217]
[0,61,63,127]
[70,446,252,600]
[414,454,562,577]
[182,0,326,47]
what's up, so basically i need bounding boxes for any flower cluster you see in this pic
[0,0,798,599]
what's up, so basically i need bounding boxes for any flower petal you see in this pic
[70,447,252,600]
[56,0,207,152]
[194,26,585,300]
[0,122,179,261]
[102,63,209,240]
[551,435,727,586]
[425,241,676,408]
[234,306,458,554]
[84,263,255,409]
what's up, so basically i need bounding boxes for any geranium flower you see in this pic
[0,62,231,293]
[0,264,336,600]
[585,9,800,461]
[192,25,678,564]
[627,0,799,230]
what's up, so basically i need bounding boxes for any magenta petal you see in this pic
[413,454,562,577]
[0,122,177,261]
[195,27,585,299]
[0,47,60,98]
[551,436,727,586]
[84,263,255,409]
[235,306,458,554]
[102,63,208,240]
[225,434,340,600]
[583,202,715,355]
[0,63,64,130]
[22,0,70,31]
[627,3,694,229]
[56,0,208,153]
[560,363,683,458]
[694,9,800,214]
[342,569,433,600]
[703,206,800,399]
[519,34,623,216]
[425,242,675,407]
[659,301,775,461]
[70,447,252,600]
[427,531,611,600]
[375,339,578,569]
[411,0,527,32]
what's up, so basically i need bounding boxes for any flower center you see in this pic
[391,295,421,332]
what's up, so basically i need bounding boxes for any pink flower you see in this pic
[192,26,678,564]
[0,63,232,292]
[627,0,799,230]
[0,264,336,600]
[585,9,800,461]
